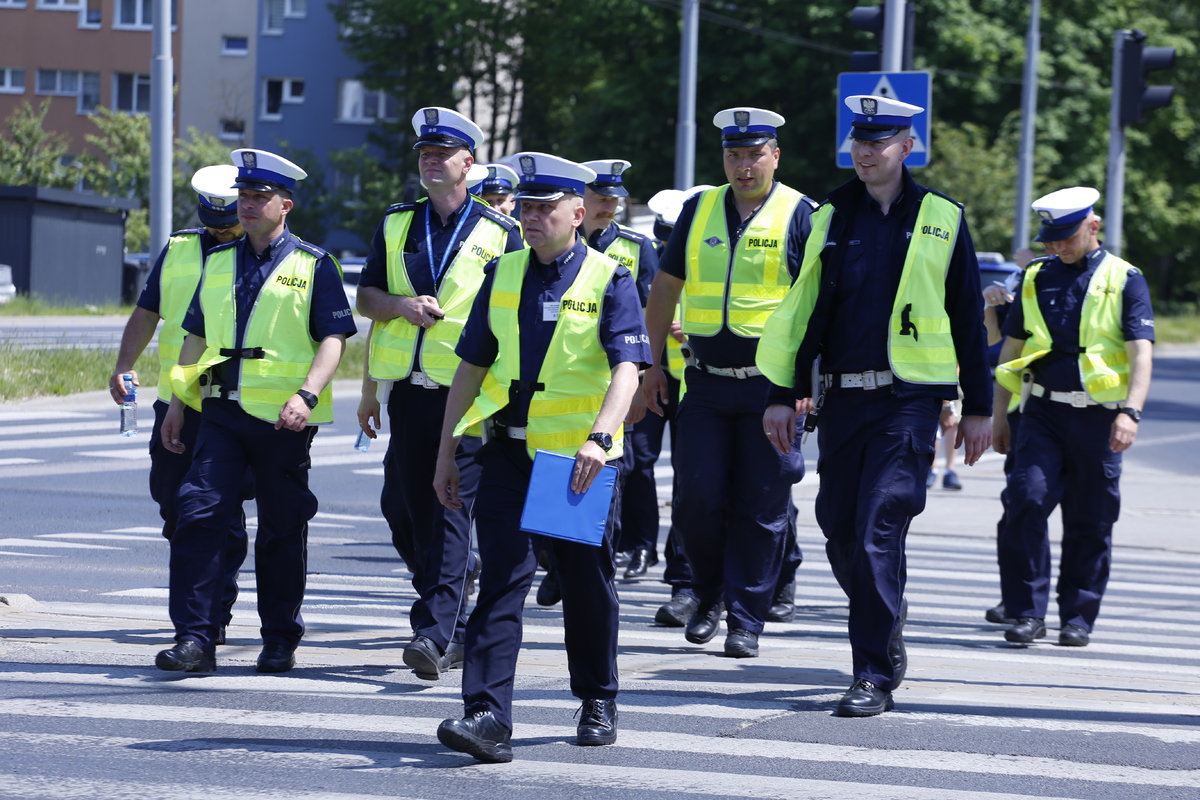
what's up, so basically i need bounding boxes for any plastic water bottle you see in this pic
[119,374,137,437]
[354,430,371,452]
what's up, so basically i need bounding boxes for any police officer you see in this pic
[110,165,250,646]
[476,162,519,216]
[355,108,524,681]
[757,95,992,716]
[156,149,356,674]
[580,159,659,577]
[641,108,812,658]
[432,153,650,763]
[993,187,1153,647]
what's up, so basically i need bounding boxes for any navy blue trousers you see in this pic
[382,381,479,651]
[994,411,1021,587]
[616,372,679,554]
[672,369,804,634]
[1000,396,1121,631]
[150,399,249,626]
[170,399,317,652]
[462,437,620,732]
[815,387,939,691]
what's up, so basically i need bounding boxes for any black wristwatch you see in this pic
[1120,406,1141,423]
[586,432,613,453]
[295,389,319,410]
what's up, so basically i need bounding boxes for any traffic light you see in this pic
[850,6,883,71]
[1117,29,1176,126]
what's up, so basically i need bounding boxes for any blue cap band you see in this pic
[852,113,913,126]
[518,176,587,196]
[590,174,624,185]
[721,124,777,137]
[1045,206,1092,227]
[197,193,237,212]
[419,125,476,149]
[481,178,514,192]
[237,167,296,191]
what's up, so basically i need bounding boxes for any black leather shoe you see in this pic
[655,592,698,627]
[612,550,633,568]
[155,640,215,673]
[623,548,658,579]
[404,635,446,680]
[1059,623,1090,647]
[215,626,227,646]
[724,628,759,658]
[766,580,795,623]
[985,602,1016,625]
[536,569,561,606]
[1005,617,1047,644]
[437,710,513,763]
[835,679,894,717]
[576,698,618,746]
[685,600,724,644]
[443,640,465,671]
[255,643,296,673]
[889,598,908,689]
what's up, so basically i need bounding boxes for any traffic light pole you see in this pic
[1105,31,1128,257]
[674,0,699,191]
[149,0,173,260]
[1012,0,1040,254]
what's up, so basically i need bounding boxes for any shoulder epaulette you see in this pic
[799,195,820,210]
[384,200,423,216]
[170,227,205,238]
[614,225,648,244]
[479,205,518,231]
[924,187,965,210]
[294,238,329,259]
[207,239,239,254]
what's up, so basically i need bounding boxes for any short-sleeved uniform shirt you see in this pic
[1001,246,1155,393]
[456,235,652,428]
[585,221,658,308]
[658,183,814,368]
[184,227,356,388]
[359,195,526,297]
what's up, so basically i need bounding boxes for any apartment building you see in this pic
[178,0,258,147]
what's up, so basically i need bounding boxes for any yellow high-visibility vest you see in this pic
[996,253,1134,403]
[155,231,204,403]
[454,247,624,460]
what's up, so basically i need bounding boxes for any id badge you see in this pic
[543,301,560,322]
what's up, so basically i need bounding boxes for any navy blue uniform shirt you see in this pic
[586,221,658,307]
[1001,247,1154,392]
[772,167,992,416]
[456,234,652,428]
[184,227,356,388]
[659,182,815,368]
[137,228,218,314]
[359,195,525,297]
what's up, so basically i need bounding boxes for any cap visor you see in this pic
[515,189,567,202]
[722,135,772,148]
[197,205,239,228]
[1033,220,1083,243]
[588,184,629,198]
[413,135,472,150]
[232,178,286,192]
[849,125,908,142]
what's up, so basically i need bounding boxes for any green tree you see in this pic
[0,99,79,189]
[173,127,236,230]
[327,144,408,246]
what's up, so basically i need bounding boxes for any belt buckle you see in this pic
[1070,391,1088,408]
[732,367,747,380]
[862,369,877,390]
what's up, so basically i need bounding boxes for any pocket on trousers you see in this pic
[909,430,936,466]
[1102,459,1122,481]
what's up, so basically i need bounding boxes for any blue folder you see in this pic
[519,449,617,546]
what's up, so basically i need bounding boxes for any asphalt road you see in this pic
[1,347,1199,799]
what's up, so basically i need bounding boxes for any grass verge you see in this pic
[0,295,137,316]
[0,338,367,404]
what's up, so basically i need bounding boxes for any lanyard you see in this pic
[425,201,471,285]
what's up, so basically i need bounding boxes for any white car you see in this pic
[340,258,365,310]
[0,264,16,304]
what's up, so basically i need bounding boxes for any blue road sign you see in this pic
[837,71,932,168]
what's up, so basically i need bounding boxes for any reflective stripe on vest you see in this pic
[996,253,1132,403]
[170,244,333,423]
[454,248,624,460]
[757,193,962,388]
[683,184,802,338]
[666,303,685,380]
[369,199,511,385]
[887,193,961,385]
[156,233,204,403]
[602,227,642,283]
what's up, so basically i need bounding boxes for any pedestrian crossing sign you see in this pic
[837,71,932,168]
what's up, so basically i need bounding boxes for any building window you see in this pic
[37,0,83,8]
[116,0,175,29]
[222,35,249,56]
[219,118,246,141]
[0,68,24,94]
[261,77,303,119]
[114,72,151,113]
[81,0,100,25]
[337,79,397,124]
[33,69,98,112]
[79,71,99,112]
[37,69,79,96]
[0,1,28,8]
[263,0,303,33]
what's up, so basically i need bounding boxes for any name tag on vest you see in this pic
[543,301,560,322]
